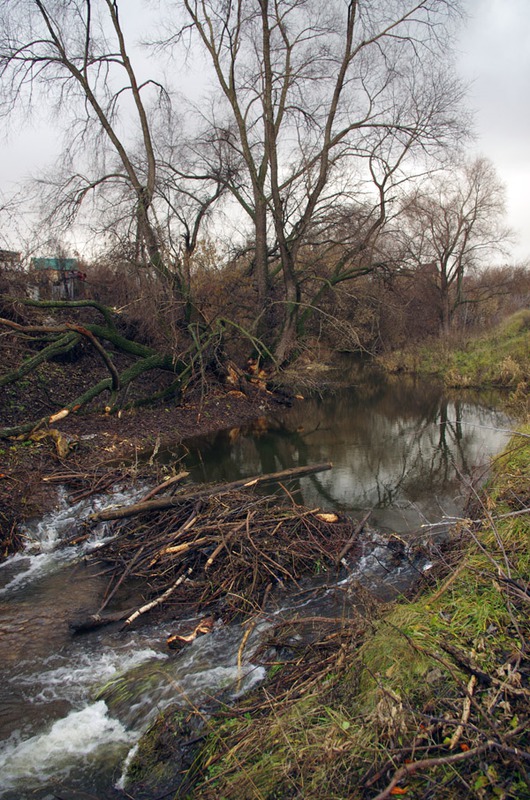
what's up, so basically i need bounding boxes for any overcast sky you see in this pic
[1,0,529,261]
[458,0,530,259]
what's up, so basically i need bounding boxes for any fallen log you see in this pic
[89,462,333,522]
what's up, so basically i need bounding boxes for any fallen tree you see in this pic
[89,463,332,522]
[0,296,273,439]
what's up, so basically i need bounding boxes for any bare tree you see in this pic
[170,0,466,362]
[1,0,471,365]
[398,158,511,333]
[0,0,176,281]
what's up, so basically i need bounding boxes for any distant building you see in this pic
[30,256,87,300]
[0,249,24,294]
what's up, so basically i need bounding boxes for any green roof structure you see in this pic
[31,257,79,271]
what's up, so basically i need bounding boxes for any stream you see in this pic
[0,376,515,799]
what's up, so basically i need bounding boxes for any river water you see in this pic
[0,376,514,799]
[176,376,513,532]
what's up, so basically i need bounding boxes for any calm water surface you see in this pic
[177,376,514,533]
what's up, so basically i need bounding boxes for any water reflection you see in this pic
[177,376,513,534]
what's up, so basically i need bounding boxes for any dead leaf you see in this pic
[48,428,73,459]
[28,428,75,458]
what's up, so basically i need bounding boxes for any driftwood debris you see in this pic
[82,464,373,629]
[167,617,215,650]
[89,463,332,522]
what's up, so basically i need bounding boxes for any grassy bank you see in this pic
[379,310,530,404]
[126,423,530,799]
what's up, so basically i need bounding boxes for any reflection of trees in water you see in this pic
[359,399,471,510]
[185,419,305,487]
[278,384,508,515]
[182,380,510,525]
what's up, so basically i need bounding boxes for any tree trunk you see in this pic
[439,269,452,335]
[274,247,301,365]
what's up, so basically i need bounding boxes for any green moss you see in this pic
[124,707,203,799]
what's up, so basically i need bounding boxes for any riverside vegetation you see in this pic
[124,316,530,800]
[157,428,529,799]
[1,3,529,794]
[380,309,530,404]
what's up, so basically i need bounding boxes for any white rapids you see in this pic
[0,487,265,800]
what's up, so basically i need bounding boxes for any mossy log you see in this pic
[0,330,80,388]
[0,351,189,439]
[18,297,119,327]
[0,296,217,439]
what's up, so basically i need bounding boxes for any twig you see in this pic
[370,743,491,800]
[449,674,476,750]
[139,471,189,502]
[428,562,467,603]
[335,511,371,567]
[98,546,145,614]
[205,520,246,571]
[121,567,193,629]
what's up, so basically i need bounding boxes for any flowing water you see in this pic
[0,376,515,799]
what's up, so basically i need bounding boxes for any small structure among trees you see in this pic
[0,249,21,270]
[30,257,87,300]
[0,249,24,295]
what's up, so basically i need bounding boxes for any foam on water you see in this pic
[0,484,146,596]
[18,645,168,705]
[0,701,133,797]
[115,743,139,791]
[115,660,266,792]
[98,623,267,729]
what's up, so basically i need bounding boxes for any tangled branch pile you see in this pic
[161,430,530,800]
[88,470,362,626]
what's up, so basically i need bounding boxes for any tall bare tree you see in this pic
[173,0,466,362]
[399,157,511,333]
[0,0,176,280]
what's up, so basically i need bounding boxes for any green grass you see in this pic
[380,310,530,397]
